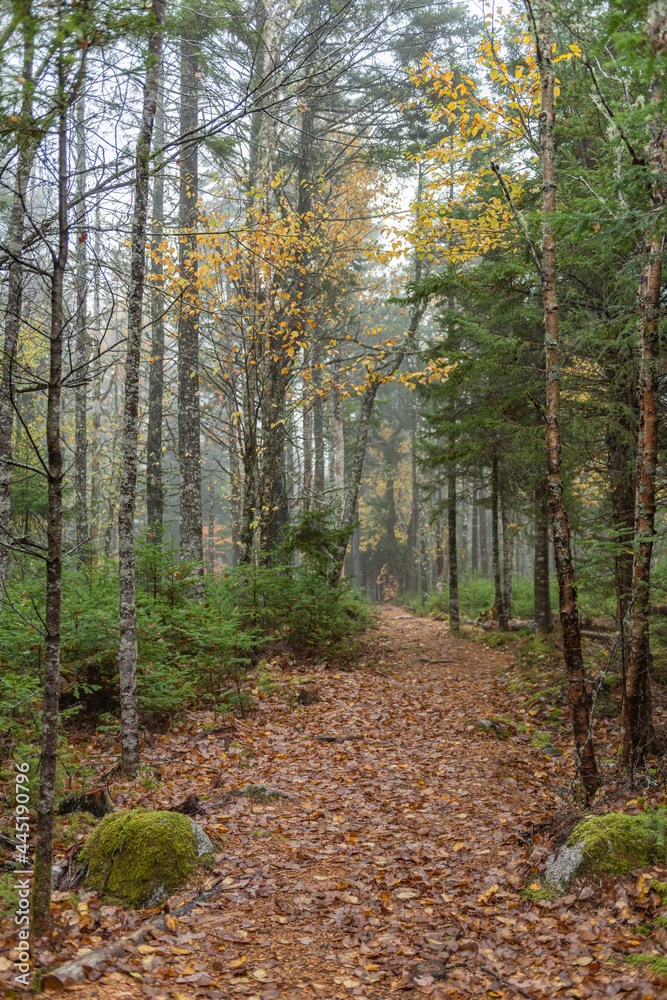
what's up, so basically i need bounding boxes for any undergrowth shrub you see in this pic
[0,513,371,749]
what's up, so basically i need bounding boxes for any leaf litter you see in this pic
[3,607,667,998]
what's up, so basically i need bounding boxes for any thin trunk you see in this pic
[73,84,89,566]
[529,0,599,795]
[302,379,312,511]
[89,201,102,565]
[146,80,165,538]
[471,487,479,576]
[177,33,204,592]
[460,483,468,580]
[623,238,660,768]
[447,467,458,630]
[502,494,512,620]
[207,477,215,572]
[435,519,444,592]
[0,7,36,613]
[492,452,507,630]
[117,0,164,778]
[479,489,488,577]
[533,475,552,632]
[312,351,325,501]
[229,426,241,567]
[410,425,419,597]
[419,506,428,606]
[33,54,68,930]
[333,375,345,518]
[622,6,667,770]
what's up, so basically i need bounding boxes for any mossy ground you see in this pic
[569,810,667,877]
[54,811,96,849]
[79,808,201,908]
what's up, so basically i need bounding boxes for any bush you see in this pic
[0,516,372,739]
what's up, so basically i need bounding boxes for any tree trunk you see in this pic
[177,33,204,593]
[33,57,68,931]
[73,85,89,567]
[229,425,241,567]
[0,9,36,615]
[533,475,552,632]
[529,0,599,796]
[333,375,345,518]
[623,237,661,769]
[302,378,312,512]
[410,423,419,596]
[491,452,507,630]
[447,467,458,630]
[479,488,488,577]
[207,477,215,572]
[471,487,479,576]
[117,0,164,778]
[419,506,429,605]
[502,494,512,620]
[146,80,165,539]
[312,352,325,502]
[90,202,102,565]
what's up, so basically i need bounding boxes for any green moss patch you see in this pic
[54,811,96,849]
[79,808,208,908]
[568,810,667,877]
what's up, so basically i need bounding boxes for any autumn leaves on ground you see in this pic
[7,610,667,1000]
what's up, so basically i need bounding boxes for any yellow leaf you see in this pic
[229,956,247,969]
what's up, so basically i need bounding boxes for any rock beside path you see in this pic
[79,808,213,908]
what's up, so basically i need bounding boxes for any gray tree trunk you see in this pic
[33,57,68,930]
[492,452,508,630]
[447,468,458,630]
[73,85,89,566]
[146,80,165,538]
[0,12,37,615]
[533,475,552,632]
[117,0,165,778]
[501,494,512,620]
[177,34,204,593]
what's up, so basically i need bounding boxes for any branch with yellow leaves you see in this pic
[489,161,542,276]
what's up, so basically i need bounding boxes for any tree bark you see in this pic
[622,5,667,771]
[501,494,512,621]
[117,0,164,778]
[0,4,36,615]
[207,477,215,572]
[229,421,241,567]
[528,0,599,795]
[333,374,345,518]
[89,201,102,565]
[533,475,552,632]
[73,84,89,567]
[33,52,68,931]
[479,487,488,577]
[177,32,204,593]
[146,80,165,539]
[447,467,459,630]
[491,451,507,630]
[471,487,479,576]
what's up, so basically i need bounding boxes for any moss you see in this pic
[79,809,201,908]
[627,953,667,974]
[55,811,96,849]
[522,879,560,902]
[568,811,667,877]
[651,880,667,904]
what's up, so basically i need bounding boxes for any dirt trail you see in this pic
[27,609,662,999]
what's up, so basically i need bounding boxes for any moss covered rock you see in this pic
[79,808,213,908]
[567,811,667,878]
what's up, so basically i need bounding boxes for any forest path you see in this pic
[40,608,658,999]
